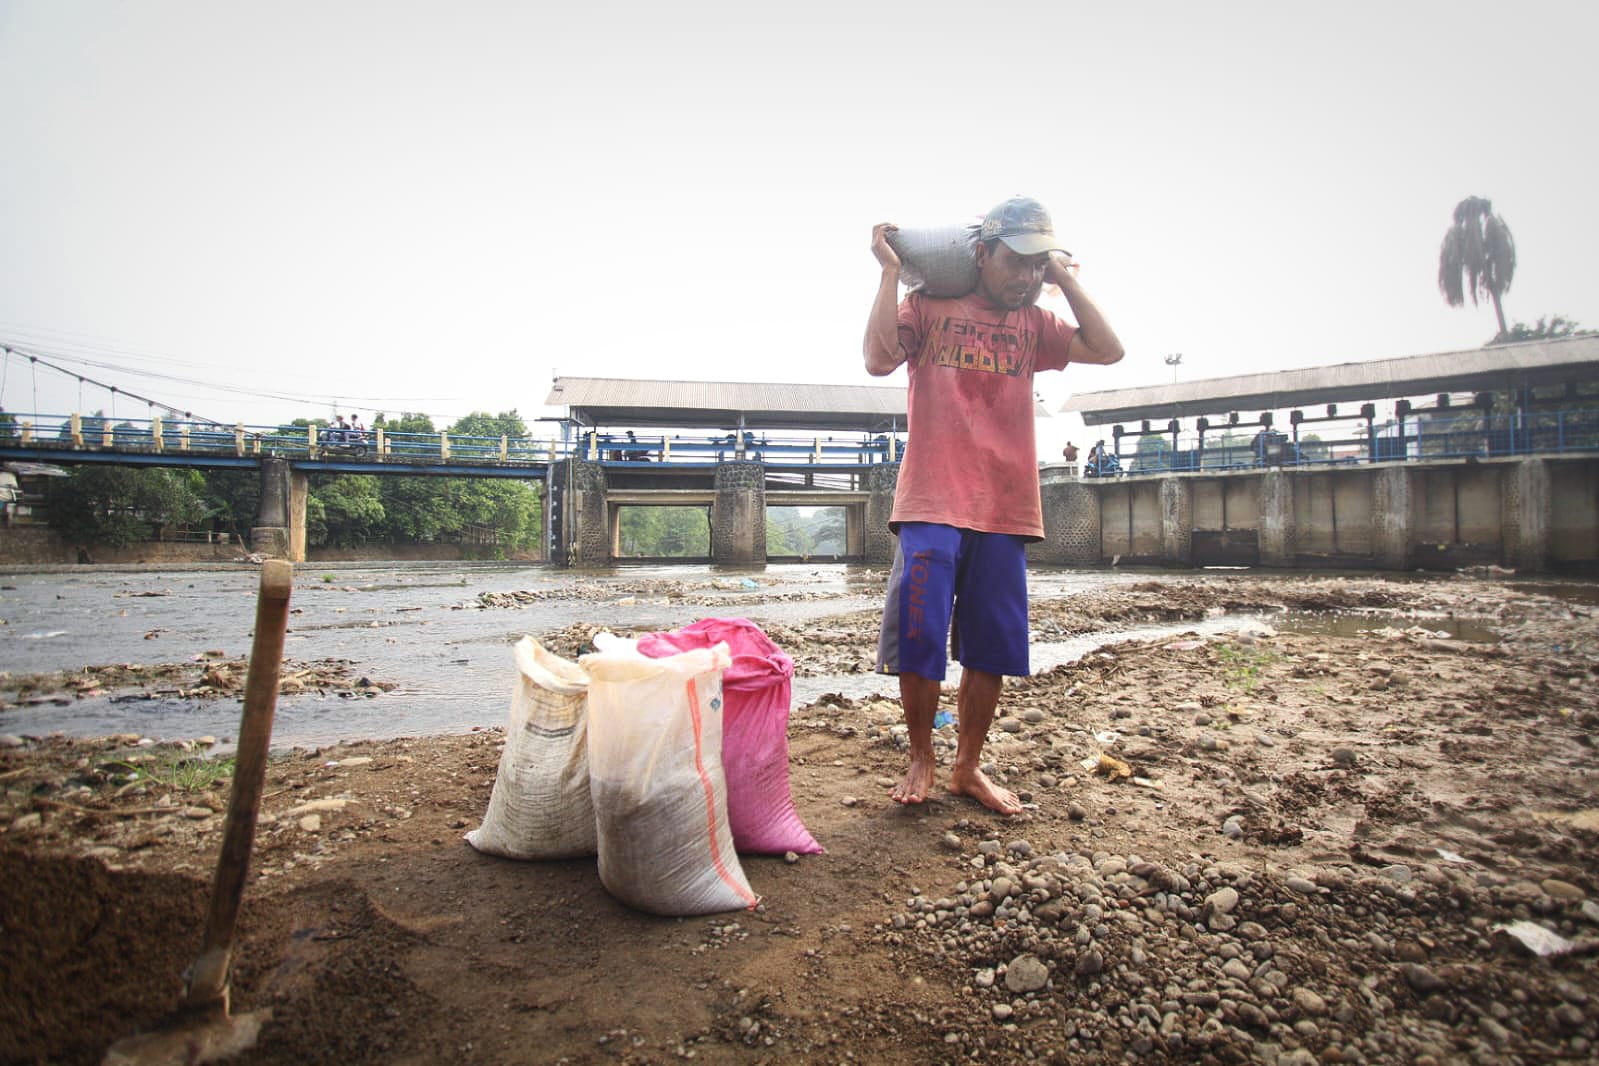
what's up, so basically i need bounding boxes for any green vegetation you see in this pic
[1214,642,1278,693]
[766,507,846,557]
[1438,195,1515,338]
[43,464,207,548]
[617,506,710,557]
[42,407,545,553]
[102,751,236,792]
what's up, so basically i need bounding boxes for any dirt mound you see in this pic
[0,852,206,1065]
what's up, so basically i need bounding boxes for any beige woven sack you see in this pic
[466,637,596,860]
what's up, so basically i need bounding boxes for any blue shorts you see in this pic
[876,523,1030,681]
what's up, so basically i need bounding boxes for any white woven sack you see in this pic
[581,640,759,917]
[466,636,596,860]
[887,223,981,298]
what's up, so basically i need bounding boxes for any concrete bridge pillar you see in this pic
[567,458,609,568]
[712,462,765,564]
[863,464,898,566]
[251,458,309,562]
[1160,477,1193,566]
[1503,458,1551,572]
[1373,466,1412,570]
[1257,468,1295,566]
[251,457,291,559]
[287,469,308,563]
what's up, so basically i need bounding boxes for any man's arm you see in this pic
[1048,254,1125,366]
[864,223,908,376]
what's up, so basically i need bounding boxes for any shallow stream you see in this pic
[0,561,1567,750]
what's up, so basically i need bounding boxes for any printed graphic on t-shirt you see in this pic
[924,314,1038,377]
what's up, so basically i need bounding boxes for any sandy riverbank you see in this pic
[2,572,1597,1064]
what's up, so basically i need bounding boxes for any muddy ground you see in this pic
[2,571,1597,1065]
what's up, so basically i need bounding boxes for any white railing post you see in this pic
[70,413,83,448]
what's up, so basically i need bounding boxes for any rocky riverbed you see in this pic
[2,570,1597,1064]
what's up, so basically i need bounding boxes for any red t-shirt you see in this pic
[891,291,1077,539]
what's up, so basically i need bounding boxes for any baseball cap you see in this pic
[979,196,1069,257]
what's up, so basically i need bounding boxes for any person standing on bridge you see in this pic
[864,196,1125,815]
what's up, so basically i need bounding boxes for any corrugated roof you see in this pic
[546,377,909,431]
[1062,335,1599,426]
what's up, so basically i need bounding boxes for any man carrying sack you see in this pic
[863,196,1126,815]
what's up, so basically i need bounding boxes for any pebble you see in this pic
[1331,747,1358,766]
[1194,712,1212,726]
[1074,949,1103,976]
[1401,964,1446,995]
[1004,953,1049,993]
[940,832,962,851]
[1478,1016,1511,1045]
[1221,816,1244,839]
[1285,874,1318,894]
[0,734,24,748]
[991,1002,1013,1021]
[997,718,1022,733]
[1378,864,1412,884]
[1206,886,1240,915]
[10,812,43,831]
[1541,878,1586,901]
[182,806,214,820]
[1293,988,1328,1016]
[841,796,859,807]
[299,814,323,832]
[784,851,799,865]
[1067,803,1087,821]
[1021,709,1046,724]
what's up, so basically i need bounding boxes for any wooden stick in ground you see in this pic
[185,560,293,1008]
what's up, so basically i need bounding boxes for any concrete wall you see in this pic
[1034,470,1100,565]
[1549,461,1599,565]
[0,525,246,565]
[1076,456,1599,574]
[1098,480,1165,561]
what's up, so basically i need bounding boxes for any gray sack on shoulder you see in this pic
[887,223,980,299]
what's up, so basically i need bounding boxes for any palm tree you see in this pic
[1438,196,1516,339]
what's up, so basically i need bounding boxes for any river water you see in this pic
[0,561,1553,751]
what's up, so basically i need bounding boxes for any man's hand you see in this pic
[872,223,902,273]
[1046,250,1079,287]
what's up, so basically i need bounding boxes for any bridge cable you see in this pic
[7,347,227,427]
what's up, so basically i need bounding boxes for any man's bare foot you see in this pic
[949,766,1023,815]
[890,752,937,805]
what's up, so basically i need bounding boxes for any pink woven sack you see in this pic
[636,618,822,855]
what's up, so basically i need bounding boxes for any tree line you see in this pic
[36,410,544,554]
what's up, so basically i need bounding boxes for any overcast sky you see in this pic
[2,1,1596,454]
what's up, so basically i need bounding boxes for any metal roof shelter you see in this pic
[545,377,909,432]
[1063,335,1599,426]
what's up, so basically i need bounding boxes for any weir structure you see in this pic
[541,377,910,567]
[1038,335,1599,573]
